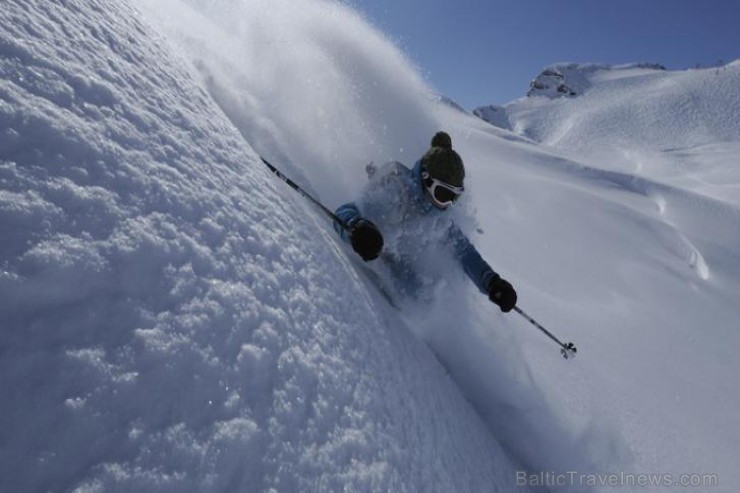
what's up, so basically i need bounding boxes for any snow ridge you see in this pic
[0,2,519,492]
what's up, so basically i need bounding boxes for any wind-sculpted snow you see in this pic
[0,2,521,492]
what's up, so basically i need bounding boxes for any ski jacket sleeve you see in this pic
[448,224,500,294]
[334,202,362,242]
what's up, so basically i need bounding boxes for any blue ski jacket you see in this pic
[334,160,499,296]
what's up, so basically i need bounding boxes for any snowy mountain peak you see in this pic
[473,62,669,129]
[525,62,667,99]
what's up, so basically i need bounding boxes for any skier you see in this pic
[334,131,517,312]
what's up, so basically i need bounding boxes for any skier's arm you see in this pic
[448,225,499,294]
[448,225,517,311]
[334,202,384,261]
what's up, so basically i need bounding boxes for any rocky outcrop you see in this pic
[526,67,578,98]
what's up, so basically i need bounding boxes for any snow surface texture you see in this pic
[3,2,740,493]
[0,2,520,492]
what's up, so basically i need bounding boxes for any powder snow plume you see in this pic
[140,0,445,207]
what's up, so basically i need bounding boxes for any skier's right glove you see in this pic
[349,219,384,261]
[488,276,517,313]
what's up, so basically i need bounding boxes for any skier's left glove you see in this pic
[349,219,384,261]
[488,276,517,312]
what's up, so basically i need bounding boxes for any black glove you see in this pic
[349,219,383,261]
[488,276,517,312]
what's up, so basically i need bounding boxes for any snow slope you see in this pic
[476,62,740,205]
[3,1,740,492]
[147,6,740,490]
[0,2,521,492]
[141,0,616,484]
[471,63,740,489]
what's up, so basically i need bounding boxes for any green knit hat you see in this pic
[421,132,465,187]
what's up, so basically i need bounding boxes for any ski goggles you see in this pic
[422,171,464,208]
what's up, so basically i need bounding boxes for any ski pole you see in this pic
[513,306,577,360]
[260,156,347,229]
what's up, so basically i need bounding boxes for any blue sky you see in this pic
[348,0,740,110]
